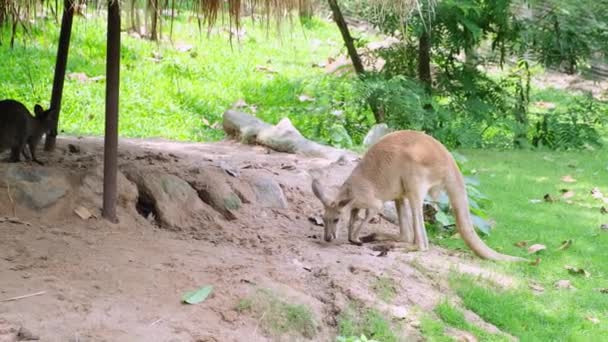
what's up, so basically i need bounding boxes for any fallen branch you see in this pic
[0,291,46,302]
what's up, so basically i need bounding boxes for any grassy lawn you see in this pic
[0,14,373,144]
[433,148,608,341]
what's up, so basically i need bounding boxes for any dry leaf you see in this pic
[528,244,547,254]
[557,239,573,251]
[298,94,315,102]
[74,206,92,220]
[561,175,576,183]
[591,187,604,199]
[565,265,590,277]
[561,190,575,199]
[255,65,277,74]
[232,99,248,108]
[586,316,600,324]
[543,194,554,202]
[555,279,574,289]
[514,240,529,248]
[530,258,541,266]
[529,283,545,293]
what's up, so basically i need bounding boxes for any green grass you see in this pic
[235,288,317,339]
[0,14,374,145]
[371,276,398,303]
[338,303,401,342]
[433,149,608,341]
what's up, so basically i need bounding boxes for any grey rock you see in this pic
[363,123,392,147]
[1,165,70,210]
[188,167,243,220]
[257,118,344,160]
[80,164,138,209]
[123,167,217,230]
[249,176,288,209]
[222,110,271,143]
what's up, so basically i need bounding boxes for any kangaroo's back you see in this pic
[0,99,31,149]
[354,130,455,186]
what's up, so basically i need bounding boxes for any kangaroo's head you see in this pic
[33,104,57,136]
[311,178,352,242]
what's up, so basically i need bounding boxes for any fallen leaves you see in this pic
[557,239,572,251]
[182,285,213,305]
[565,265,590,278]
[74,206,93,220]
[561,175,577,183]
[554,279,574,289]
[586,316,600,324]
[529,283,545,293]
[528,244,547,254]
[514,240,530,248]
[560,189,575,199]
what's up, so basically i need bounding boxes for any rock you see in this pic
[80,165,138,209]
[363,123,392,147]
[17,327,39,341]
[248,176,288,209]
[123,167,217,230]
[391,306,408,320]
[188,167,243,220]
[222,110,271,143]
[257,118,345,160]
[0,165,71,210]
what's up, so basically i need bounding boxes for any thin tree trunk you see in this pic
[149,0,158,40]
[103,0,121,223]
[45,0,75,151]
[327,0,384,123]
[418,30,432,92]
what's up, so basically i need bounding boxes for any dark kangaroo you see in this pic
[0,99,56,165]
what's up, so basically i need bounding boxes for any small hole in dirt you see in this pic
[136,193,159,224]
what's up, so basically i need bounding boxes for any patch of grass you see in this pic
[0,14,374,145]
[435,301,510,342]
[419,315,452,342]
[236,289,317,339]
[435,149,608,340]
[371,276,398,303]
[337,303,400,342]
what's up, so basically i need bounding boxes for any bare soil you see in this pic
[0,137,514,342]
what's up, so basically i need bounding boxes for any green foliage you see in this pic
[531,94,606,150]
[429,152,495,236]
[443,149,608,340]
[337,305,400,342]
[237,289,317,339]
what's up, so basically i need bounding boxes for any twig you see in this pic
[5,181,16,217]
[0,291,46,302]
[148,317,165,327]
[252,311,266,338]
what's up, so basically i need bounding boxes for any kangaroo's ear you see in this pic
[34,104,44,118]
[311,178,330,206]
[336,198,352,208]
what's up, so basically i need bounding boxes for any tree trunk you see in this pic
[103,0,121,223]
[327,0,384,123]
[418,30,432,92]
[149,0,158,40]
[45,0,75,151]
[299,0,313,22]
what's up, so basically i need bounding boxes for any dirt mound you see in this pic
[0,136,514,341]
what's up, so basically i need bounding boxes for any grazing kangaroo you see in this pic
[0,99,56,165]
[312,130,525,262]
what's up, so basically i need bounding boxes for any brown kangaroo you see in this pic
[312,130,526,262]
